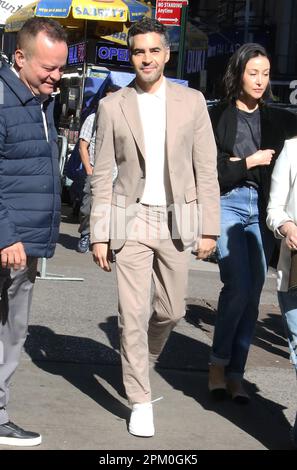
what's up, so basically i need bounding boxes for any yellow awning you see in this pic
[5,2,36,32]
[71,0,130,22]
[5,0,150,32]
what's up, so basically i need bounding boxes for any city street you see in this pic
[4,204,296,450]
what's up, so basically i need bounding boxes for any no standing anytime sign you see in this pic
[155,0,189,27]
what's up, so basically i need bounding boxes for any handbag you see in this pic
[288,250,297,294]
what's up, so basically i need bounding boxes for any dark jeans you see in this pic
[78,175,91,237]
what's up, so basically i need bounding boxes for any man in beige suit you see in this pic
[90,17,220,437]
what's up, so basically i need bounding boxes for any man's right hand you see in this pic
[0,242,26,270]
[92,242,111,272]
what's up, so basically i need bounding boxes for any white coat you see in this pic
[267,137,297,290]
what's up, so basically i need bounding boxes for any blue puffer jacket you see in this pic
[0,62,61,258]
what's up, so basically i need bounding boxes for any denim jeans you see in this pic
[278,291,297,371]
[277,291,297,444]
[210,186,274,379]
[79,175,91,237]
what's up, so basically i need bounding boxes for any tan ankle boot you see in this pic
[226,379,250,405]
[208,364,227,400]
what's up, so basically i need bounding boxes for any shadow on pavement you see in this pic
[186,304,289,362]
[25,311,292,449]
[253,313,289,359]
[58,233,79,251]
[158,329,292,450]
[24,325,129,423]
[99,312,292,449]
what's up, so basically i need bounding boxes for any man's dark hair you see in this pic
[223,43,272,103]
[127,17,170,49]
[17,17,67,51]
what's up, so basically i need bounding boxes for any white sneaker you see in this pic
[128,402,155,437]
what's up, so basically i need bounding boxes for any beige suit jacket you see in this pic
[90,79,220,250]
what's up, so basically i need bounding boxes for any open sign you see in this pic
[96,43,130,67]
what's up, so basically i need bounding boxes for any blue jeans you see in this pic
[277,291,297,444]
[79,175,91,236]
[210,186,274,379]
[278,291,297,371]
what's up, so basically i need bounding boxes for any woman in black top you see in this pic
[208,43,297,403]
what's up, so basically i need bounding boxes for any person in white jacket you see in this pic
[267,136,297,447]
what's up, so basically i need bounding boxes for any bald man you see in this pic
[0,17,68,446]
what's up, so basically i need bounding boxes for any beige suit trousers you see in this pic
[115,204,190,404]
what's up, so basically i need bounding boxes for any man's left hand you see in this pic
[196,236,217,260]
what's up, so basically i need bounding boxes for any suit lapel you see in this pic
[120,86,146,159]
[166,80,182,160]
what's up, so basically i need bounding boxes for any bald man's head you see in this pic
[16,17,67,58]
[14,19,68,97]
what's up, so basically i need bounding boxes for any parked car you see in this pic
[269,102,297,115]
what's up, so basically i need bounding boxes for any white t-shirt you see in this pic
[136,79,167,206]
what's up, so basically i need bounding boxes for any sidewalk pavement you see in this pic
[1,206,296,450]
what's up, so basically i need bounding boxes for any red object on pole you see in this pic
[155,0,188,26]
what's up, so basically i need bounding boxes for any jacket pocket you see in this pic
[184,187,197,203]
[112,193,126,208]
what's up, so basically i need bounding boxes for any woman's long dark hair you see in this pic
[223,43,272,103]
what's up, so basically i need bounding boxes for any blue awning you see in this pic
[36,0,72,18]
[122,0,149,21]
[35,0,149,20]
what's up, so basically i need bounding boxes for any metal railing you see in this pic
[37,135,84,282]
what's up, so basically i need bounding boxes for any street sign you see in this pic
[155,0,188,27]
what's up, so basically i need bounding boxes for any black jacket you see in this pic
[209,102,297,208]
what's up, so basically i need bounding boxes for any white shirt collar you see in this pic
[136,77,166,100]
